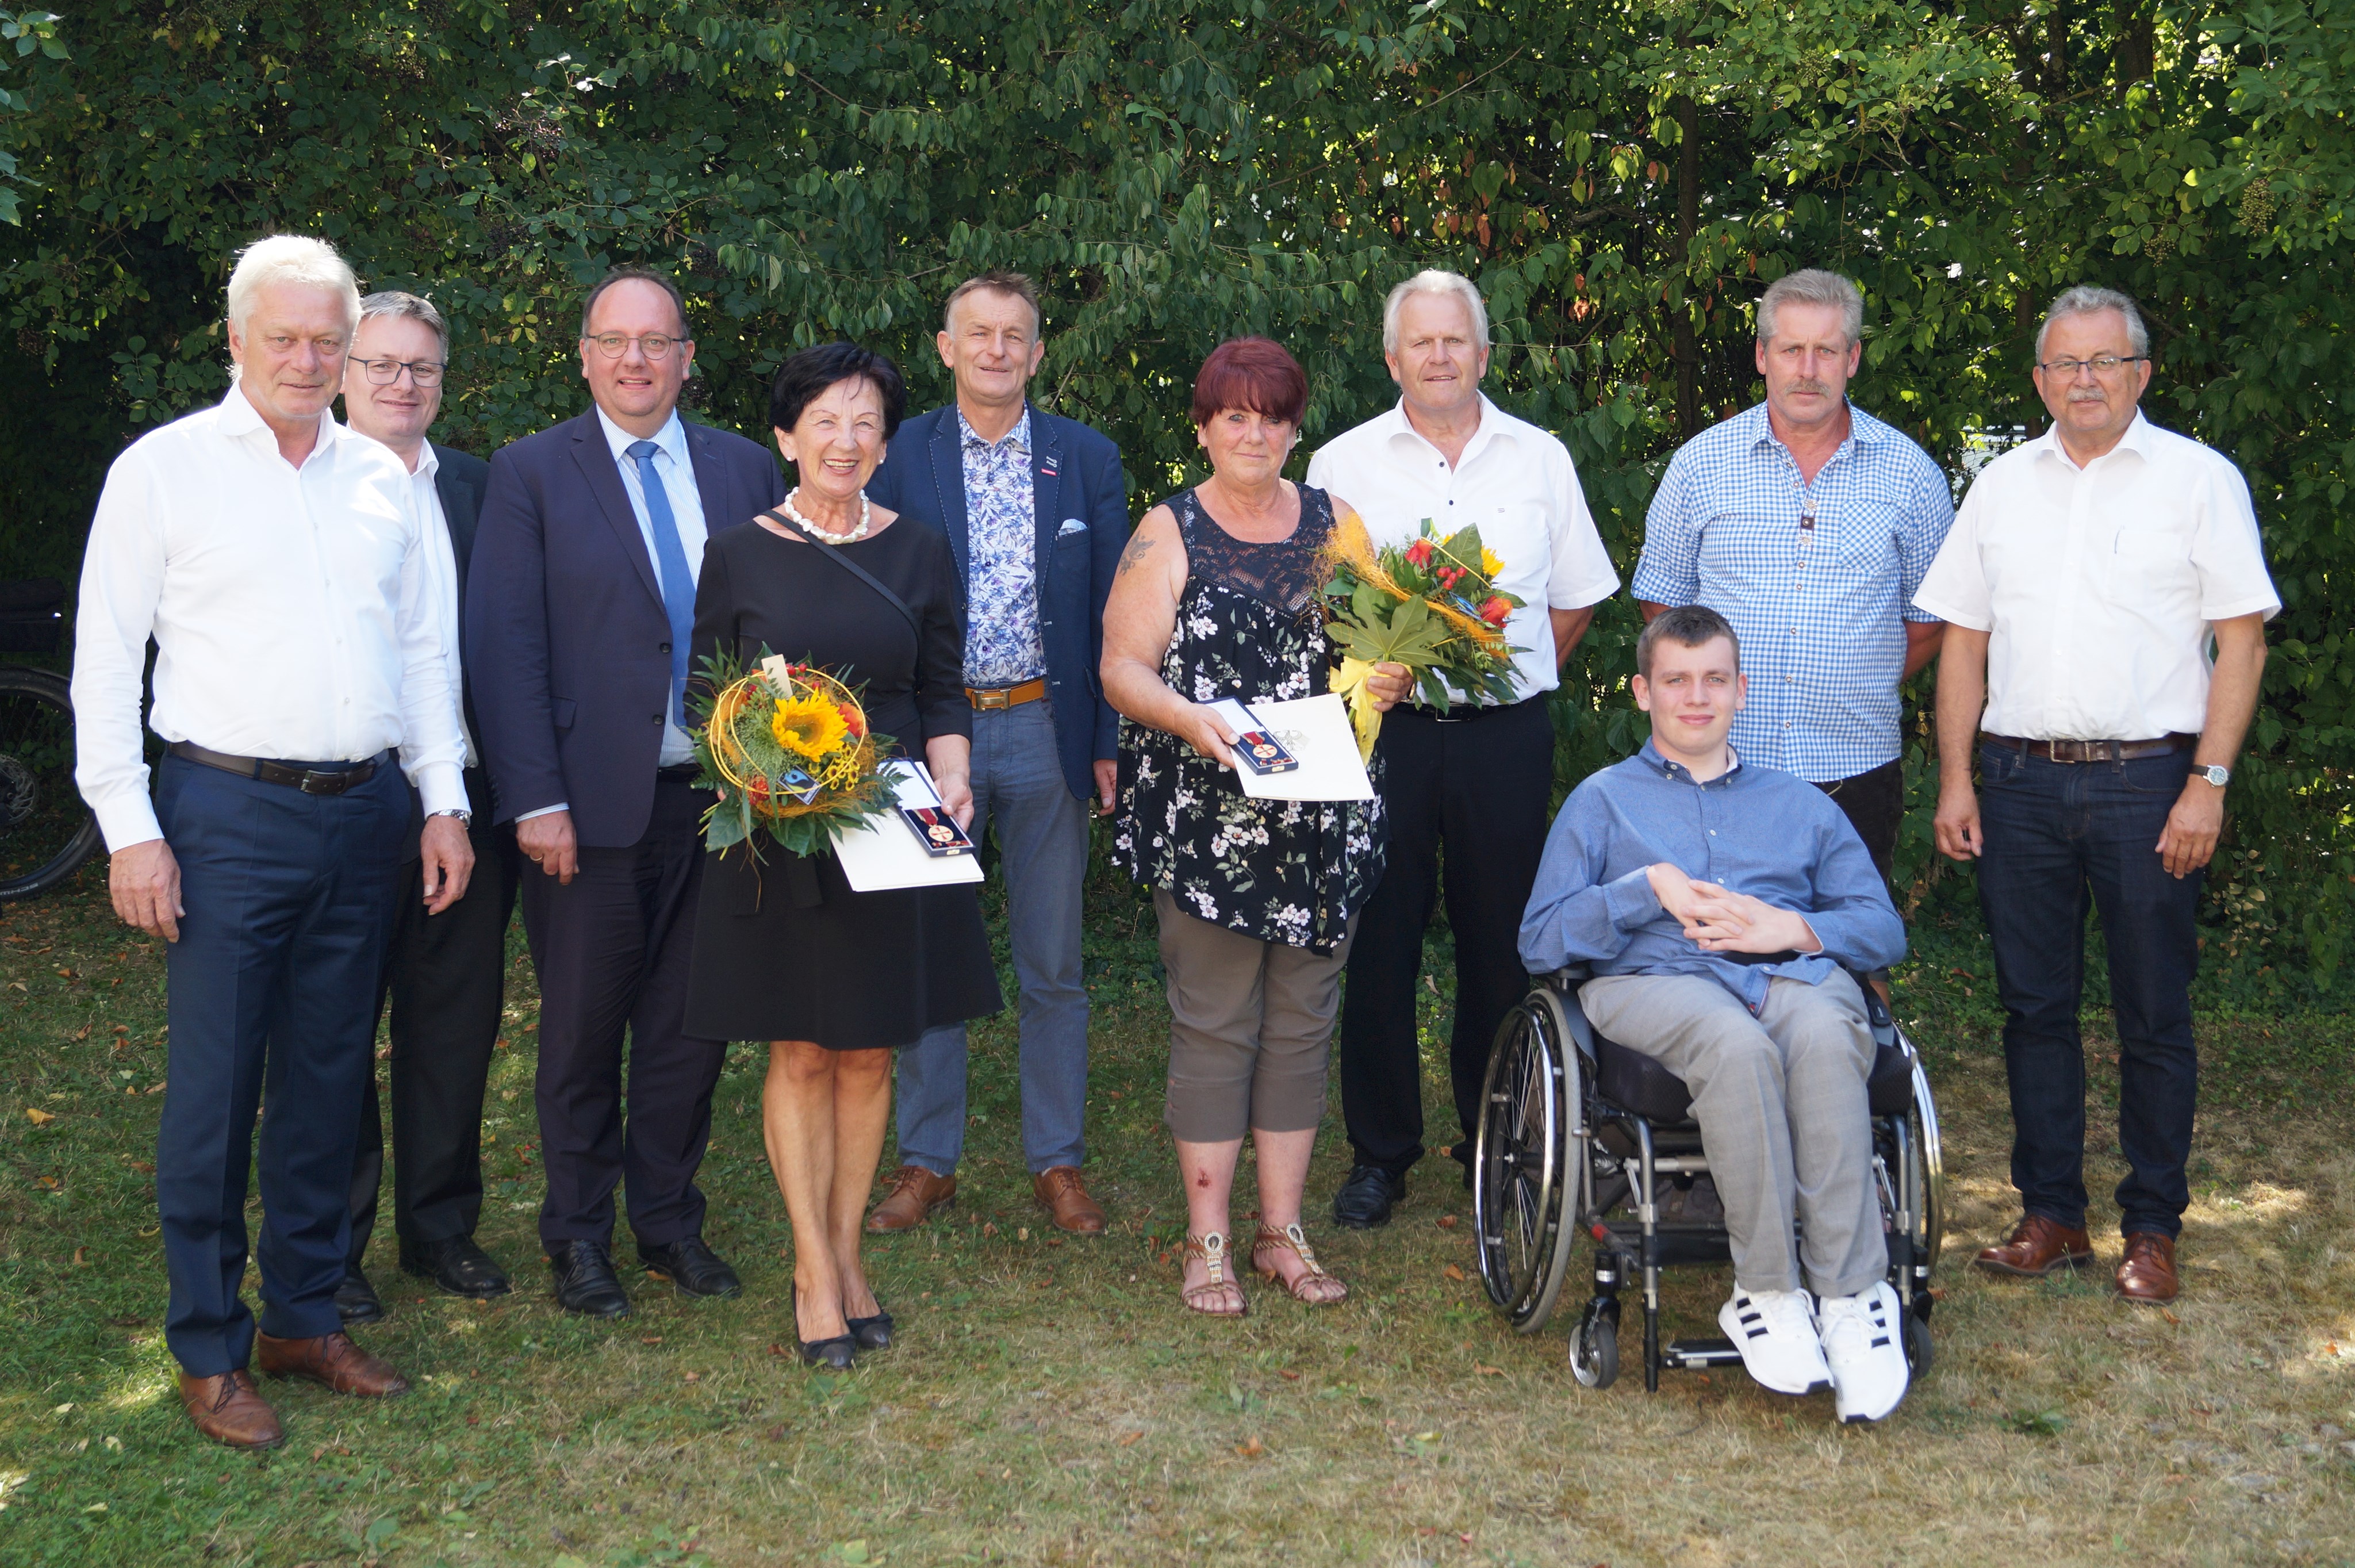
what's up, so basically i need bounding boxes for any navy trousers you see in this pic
[1974,743,2203,1239]
[154,752,409,1376]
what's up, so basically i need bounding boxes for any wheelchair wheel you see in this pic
[1903,1310,1934,1376]
[1473,987,1581,1332]
[1570,1297,1620,1390]
[0,665,101,902]
[1905,1036,1947,1272]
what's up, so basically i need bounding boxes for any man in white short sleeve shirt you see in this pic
[1915,285,2275,1306]
[1305,270,1621,1228]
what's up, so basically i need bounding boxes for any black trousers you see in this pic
[1338,697,1556,1178]
[347,780,523,1265]
[1816,757,1904,888]
[520,775,723,1251]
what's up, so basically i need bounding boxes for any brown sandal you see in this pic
[1253,1222,1348,1305]
[1180,1231,1247,1317]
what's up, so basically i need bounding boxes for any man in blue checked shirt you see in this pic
[1518,605,1911,1423]
[1632,269,1953,885]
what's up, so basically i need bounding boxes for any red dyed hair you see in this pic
[1190,336,1309,428]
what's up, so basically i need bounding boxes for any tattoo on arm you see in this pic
[1115,533,1156,576]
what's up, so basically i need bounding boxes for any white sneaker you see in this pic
[1718,1287,1831,1396]
[1815,1282,1911,1423]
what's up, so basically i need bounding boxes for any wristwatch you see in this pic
[429,808,473,827]
[2196,764,2231,788]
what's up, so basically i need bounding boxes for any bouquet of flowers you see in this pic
[691,649,896,857]
[1321,514,1525,760]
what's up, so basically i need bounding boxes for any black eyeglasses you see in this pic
[349,355,447,388]
[2035,354,2149,378]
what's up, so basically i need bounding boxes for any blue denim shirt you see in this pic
[1517,739,1906,1010]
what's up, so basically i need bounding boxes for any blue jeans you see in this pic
[1975,743,2201,1239]
[895,701,1091,1174]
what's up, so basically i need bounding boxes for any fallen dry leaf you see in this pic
[682,1371,700,1383]
[640,1336,664,1345]
[1117,1431,1144,1448]
[1441,1263,1467,1282]
[72,1247,87,1266]
[2163,1310,2182,1326]
[983,1222,999,1236]
[1474,1363,1503,1377]
[1436,1215,1459,1229]
[1279,1369,1301,1381]
[1234,1437,1264,1459]
[26,1106,54,1125]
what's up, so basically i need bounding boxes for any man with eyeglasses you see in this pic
[330,290,524,1322]
[468,267,785,1318]
[1917,285,2276,1305]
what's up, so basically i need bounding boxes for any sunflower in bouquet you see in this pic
[691,649,896,858]
[1321,514,1526,760]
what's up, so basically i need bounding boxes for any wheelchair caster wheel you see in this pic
[1570,1299,1619,1390]
[1902,1312,1933,1376]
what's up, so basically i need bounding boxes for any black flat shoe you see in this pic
[799,1334,856,1370]
[401,1235,512,1300]
[847,1311,893,1351]
[638,1236,743,1299]
[1332,1164,1406,1229]
[547,1240,632,1320]
[335,1266,386,1325]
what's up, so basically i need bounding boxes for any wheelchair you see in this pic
[1472,963,1944,1391]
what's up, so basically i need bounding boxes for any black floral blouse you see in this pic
[1113,484,1386,953]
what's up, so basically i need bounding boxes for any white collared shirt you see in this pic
[594,405,706,767]
[1305,395,1620,701]
[72,386,469,850]
[1913,412,2279,741]
[408,440,476,768]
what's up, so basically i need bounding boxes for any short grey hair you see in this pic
[225,235,360,336]
[1758,269,1863,347]
[359,290,449,355]
[1382,269,1490,355]
[2035,285,2149,362]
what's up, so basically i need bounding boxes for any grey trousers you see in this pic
[1156,891,1358,1144]
[1579,971,1885,1298]
[895,700,1091,1175]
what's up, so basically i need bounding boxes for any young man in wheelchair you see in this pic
[1518,605,1912,1422]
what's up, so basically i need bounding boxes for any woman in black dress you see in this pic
[685,343,1002,1367]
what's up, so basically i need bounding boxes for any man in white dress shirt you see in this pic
[73,236,474,1450]
[1917,285,2276,1305]
[335,290,523,1322]
[1305,270,1621,1228]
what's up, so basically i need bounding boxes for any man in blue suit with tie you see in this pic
[862,272,1129,1236]
[467,268,785,1317]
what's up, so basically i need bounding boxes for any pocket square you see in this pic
[1056,518,1088,535]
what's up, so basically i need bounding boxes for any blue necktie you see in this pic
[628,439,696,728]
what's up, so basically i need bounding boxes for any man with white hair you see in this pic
[1918,285,2276,1304]
[1306,269,1620,1229]
[74,236,473,1448]
[1633,268,1954,890]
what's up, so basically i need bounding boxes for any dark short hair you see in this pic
[769,342,907,442]
[1190,336,1307,428]
[1636,604,1740,681]
[580,267,689,340]
[943,271,1041,334]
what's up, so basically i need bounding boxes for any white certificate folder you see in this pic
[1225,693,1375,802]
[831,760,987,891]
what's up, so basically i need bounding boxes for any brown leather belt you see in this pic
[168,741,387,794]
[1981,732,2196,763]
[966,677,1047,711]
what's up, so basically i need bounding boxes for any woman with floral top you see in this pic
[1102,337,1409,1316]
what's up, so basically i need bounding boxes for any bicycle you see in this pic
[0,577,102,900]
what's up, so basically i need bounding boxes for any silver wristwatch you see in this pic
[2196,764,2230,788]
[429,807,473,827]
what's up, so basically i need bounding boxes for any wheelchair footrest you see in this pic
[1659,1337,1746,1370]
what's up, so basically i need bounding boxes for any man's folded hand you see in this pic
[1679,890,1823,956]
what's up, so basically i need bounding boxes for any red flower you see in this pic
[1404,538,1435,570]
[1479,595,1512,627]
[837,702,865,738]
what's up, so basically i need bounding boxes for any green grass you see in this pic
[5,856,2355,1566]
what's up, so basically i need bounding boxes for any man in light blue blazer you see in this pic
[862,271,1129,1235]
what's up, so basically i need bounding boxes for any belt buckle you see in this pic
[1431,706,1467,723]
[973,688,1010,711]
[297,770,342,795]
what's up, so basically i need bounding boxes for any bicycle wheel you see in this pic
[0,665,102,900]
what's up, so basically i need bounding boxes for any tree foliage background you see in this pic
[0,0,2349,987]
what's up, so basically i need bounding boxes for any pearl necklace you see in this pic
[782,486,870,544]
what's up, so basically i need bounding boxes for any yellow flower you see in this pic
[1479,546,1506,579]
[770,692,850,760]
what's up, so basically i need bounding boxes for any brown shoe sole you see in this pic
[192,1421,285,1452]
[866,1192,954,1233]
[1973,1248,2095,1279]
[1038,1207,1106,1235]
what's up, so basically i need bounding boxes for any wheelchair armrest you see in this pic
[1536,964,1593,991]
[1846,967,1892,1030]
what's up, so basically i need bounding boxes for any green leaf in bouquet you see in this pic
[1350,580,1390,627]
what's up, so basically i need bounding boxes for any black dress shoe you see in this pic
[638,1236,743,1299]
[335,1267,386,1325]
[847,1311,893,1351]
[547,1241,632,1319]
[1333,1164,1406,1229]
[401,1235,512,1300]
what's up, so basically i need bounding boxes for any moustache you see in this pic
[1786,379,1834,398]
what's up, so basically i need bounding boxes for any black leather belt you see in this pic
[657,763,701,782]
[1424,696,1538,724]
[1981,733,2195,763]
[168,741,387,794]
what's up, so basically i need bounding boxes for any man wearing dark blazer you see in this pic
[467,268,785,1318]
[862,272,1129,1236]
[334,291,527,1321]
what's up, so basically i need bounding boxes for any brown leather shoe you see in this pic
[1974,1214,2094,1277]
[866,1165,957,1233]
[1033,1166,1106,1235]
[2117,1231,2180,1303]
[255,1331,410,1397]
[178,1369,283,1451]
